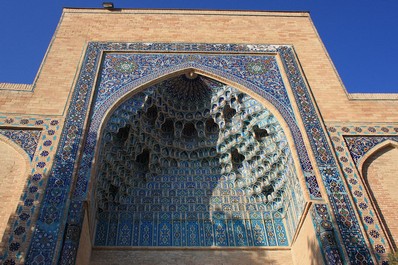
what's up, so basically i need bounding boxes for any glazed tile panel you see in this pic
[344,135,398,164]
[95,211,287,247]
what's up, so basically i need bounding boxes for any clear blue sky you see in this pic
[1,0,397,93]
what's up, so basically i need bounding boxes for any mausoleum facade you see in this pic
[0,8,397,265]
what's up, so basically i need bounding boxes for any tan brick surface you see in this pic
[76,208,92,265]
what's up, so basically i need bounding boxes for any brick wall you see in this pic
[291,209,324,265]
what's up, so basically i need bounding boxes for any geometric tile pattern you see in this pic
[95,211,288,247]
[18,42,371,265]
[94,53,292,111]
[327,124,398,264]
[0,128,41,160]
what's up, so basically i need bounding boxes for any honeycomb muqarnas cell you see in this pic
[93,72,304,247]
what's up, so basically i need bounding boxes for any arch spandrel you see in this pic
[358,139,398,174]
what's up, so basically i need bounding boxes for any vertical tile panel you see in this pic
[117,212,133,246]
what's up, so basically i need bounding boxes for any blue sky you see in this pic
[0,0,397,93]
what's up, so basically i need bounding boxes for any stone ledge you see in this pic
[347,93,398,100]
[0,83,33,91]
[63,7,310,17]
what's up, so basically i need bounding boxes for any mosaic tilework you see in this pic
[0,116,61,265]
[95,53,290,112]
[311,203,344,264]
[94,211,289,247]
[0,129,41,160]
[21,42,373,264]
[327,124,398,264]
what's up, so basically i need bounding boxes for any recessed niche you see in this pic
[253,125,268,140]
[223,104,236,121]
[182,122,197,138]
[237,93,245,103]
[95,73,302,248]
[146,105,158,121]
[205,118,219,134]
[262,185,274,197]
[116,124,130,142]
[136,149,150,170]
[161,119,174,135]
[231,148,245,169]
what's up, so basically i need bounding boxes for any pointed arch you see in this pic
[88,66,311,203]
[360,139,398,250]
[358,139,398,174]
[91,63,294,133]
[0,135,31,244]
[85,68,305,248]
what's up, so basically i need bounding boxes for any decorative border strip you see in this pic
[327,124,398,264]
[344,135,398,165]
[311,203,344,265]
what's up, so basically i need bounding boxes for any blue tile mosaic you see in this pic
[278,47,374,263]
[311,203,344,265]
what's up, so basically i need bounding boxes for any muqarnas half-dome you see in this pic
[93,73,304,247]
